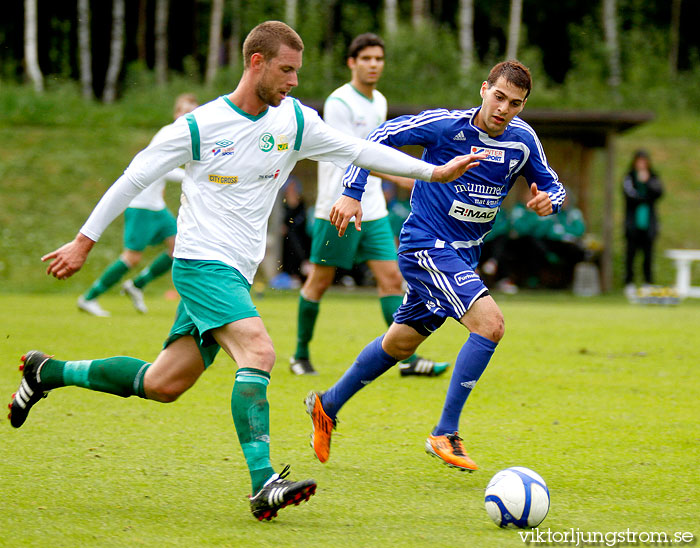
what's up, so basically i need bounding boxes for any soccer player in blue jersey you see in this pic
[306,60,566,471]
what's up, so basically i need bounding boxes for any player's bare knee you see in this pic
[483,314,505,343]
[145,381,186,403]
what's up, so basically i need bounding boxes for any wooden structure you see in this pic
[290,102,654,292]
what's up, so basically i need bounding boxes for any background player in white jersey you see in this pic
[306,60,566,472]
[291,33,448,377]
[8,21,484,521]
[77,93,198,317]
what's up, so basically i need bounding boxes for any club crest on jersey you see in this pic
[213,139,235,157]
[470,146,504,163]
[209,174,239,185]
[454,270,479,286]
[277,135,289,151]
[259,133,275,152]
[449,200,498,223]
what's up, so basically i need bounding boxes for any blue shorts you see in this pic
[394,247,489,336]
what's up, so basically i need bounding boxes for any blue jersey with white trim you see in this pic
[342,107,566,266]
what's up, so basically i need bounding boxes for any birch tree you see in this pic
[384,0,398,37]
[412,0,426,28]
[77,0,93,99]
[459,0,475,73]
[285,0,297,29]
[103,0,125,103]
[602,0,621,95]
[24,0,44,92]
[206,0,224,86]
[506,0,523,60]
[155,0,170,85]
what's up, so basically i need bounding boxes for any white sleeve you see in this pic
[353,139,434,181]
[164,167,186,184]
[323,96,354,134]
[80,122,191,241]
[300,109,434,181]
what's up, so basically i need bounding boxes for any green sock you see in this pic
[85,259,130,300]
[380,295,417,364]
[231,368,274,494]
[133,252,173,289]
[379,295,403,327]
[295,295,320,360]
[40,356,150,398]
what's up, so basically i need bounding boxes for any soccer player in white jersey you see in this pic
[77,93,198,317]
[290,33,448,378]
[8,21,484,521]
[306,60,566,471]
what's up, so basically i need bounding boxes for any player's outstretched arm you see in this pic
[42,233,95,280]
[330,196,362,237]
[526,183,553,216]
[430,152,487,183]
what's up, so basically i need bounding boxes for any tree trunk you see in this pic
[412,0,426,28]
[206,0,224,86]
[506,0,523,60]
[285,0,297,29]
[136,0,148,63]
[155,0,169,85]
[228,0,241,69]
[384,0,398,36]
[77,0,93,100]
[24,0,44,92]
[602,0,621,96]
[458,0,475,73]
[669,0,682,78]
[103,0,125,103]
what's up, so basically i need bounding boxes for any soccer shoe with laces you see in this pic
[398,356,450,377]
[289,356,318,375]
[122,279,148,314]
[304,391,336,463]
[8,351,52,428]
[77,295,110,317]
[249,465,316,521]
[425,432,478,472]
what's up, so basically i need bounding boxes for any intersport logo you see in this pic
[470,146,504,163]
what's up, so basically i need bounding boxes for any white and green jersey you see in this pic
[80,95,435,284]
[128,125,185,211]
[315,84,388,221]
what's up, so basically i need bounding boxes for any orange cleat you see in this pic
[425,432,478,472]
[304,391,336,463]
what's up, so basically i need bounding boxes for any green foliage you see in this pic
[1,292,699,546]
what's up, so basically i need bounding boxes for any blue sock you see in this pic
[322,335,397,419]
[433,333,497,436]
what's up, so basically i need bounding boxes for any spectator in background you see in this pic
[279,176,311,288]
[623,149,663,296]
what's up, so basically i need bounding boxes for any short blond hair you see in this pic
[242,21,304,69]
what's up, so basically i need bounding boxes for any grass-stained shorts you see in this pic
[164,259,259,368]
[310,216,397,270]
[123,207,177,251]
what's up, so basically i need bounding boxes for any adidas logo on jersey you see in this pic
[453,131,466,141]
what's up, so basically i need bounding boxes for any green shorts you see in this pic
[164,259,259,368]
[123,208,177,251]
[310,217,397,270]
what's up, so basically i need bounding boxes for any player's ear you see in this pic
[347,57,355,70]
[479,81,488,99]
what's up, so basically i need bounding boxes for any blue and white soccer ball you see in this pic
[484,466,550,528]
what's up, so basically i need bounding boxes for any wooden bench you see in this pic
[665,249,700,298]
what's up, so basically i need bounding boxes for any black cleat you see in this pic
[8,351,52,428]
[249,465,316,521]
[289,356,318,376]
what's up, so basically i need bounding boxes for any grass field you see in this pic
[1,289,698,547]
